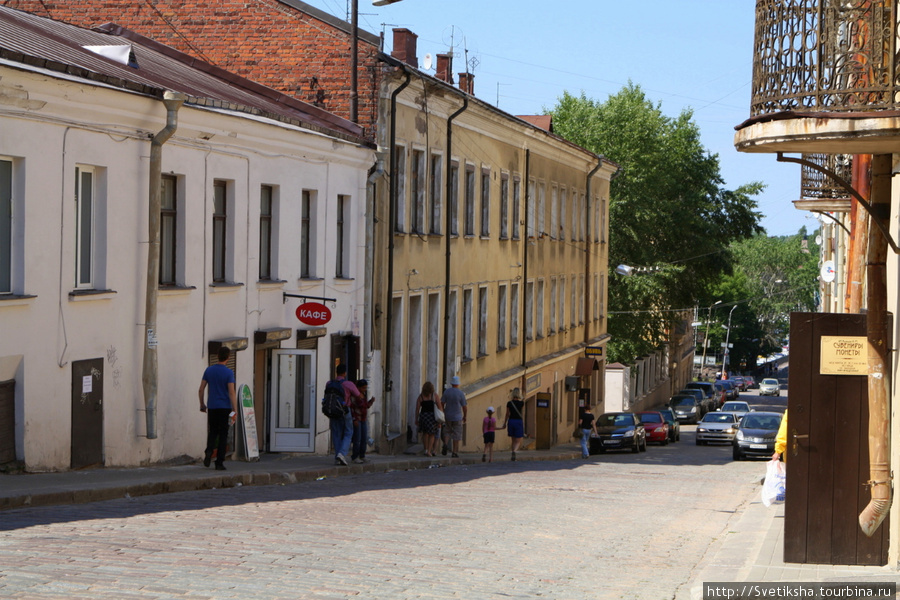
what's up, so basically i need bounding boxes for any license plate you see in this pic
[603,440,618,445]
[749,444,767,449]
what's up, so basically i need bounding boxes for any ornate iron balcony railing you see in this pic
[751,0,898,116]
[801,154,853,198]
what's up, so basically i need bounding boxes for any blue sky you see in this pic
[303,0,816,238]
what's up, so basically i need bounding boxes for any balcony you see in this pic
[793,153,853,214]
[735,0,900,155]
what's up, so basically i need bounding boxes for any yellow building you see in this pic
[369,30,617,455]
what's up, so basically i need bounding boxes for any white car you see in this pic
[719,401,752,419]
[759,378,781,396]
[696,412,740,445]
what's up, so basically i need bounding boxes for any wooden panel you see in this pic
[71,358,103,469]
[785,312,814,562]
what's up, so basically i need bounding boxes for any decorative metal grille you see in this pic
[751,0,897,116]
[800,154,854,198]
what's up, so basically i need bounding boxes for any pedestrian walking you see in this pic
[502,387,525,461]
[350,379,375,464]
[330,364,359,466]
[198,346,237,471]
[441,375,468,457]
[578,405,597,459]
[482,407,496,462]
[415,381,442,457]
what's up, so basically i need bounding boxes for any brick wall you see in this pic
[3,0,381,138]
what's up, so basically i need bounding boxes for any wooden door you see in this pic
[71,358,103,469]
[535,392,552,449]
[0,379,15,464]
[786,312,888,565]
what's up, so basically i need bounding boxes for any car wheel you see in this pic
[733,448,742,461]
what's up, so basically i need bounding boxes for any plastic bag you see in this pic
[761,459,786,507]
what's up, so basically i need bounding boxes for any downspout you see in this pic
[143,91,185,440]
[383,71,411,439]
[521,149,530,369]
[859,153,892,537]
[366,153,386,375]
[584,157,603,345]
[441,96,469,388]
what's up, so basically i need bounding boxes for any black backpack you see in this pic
[321,379,348,419]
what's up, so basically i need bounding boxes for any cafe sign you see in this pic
[296,302,332,326]
[820,336,868,376]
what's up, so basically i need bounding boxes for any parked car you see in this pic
[638,411,670,445]
[731,376,750,391]
[657,408,681,442]
[669,395,703,424]
[718,379,738,400]
[684,382,717,412]
[713,381,728,407]
[758,378,781,396]
[679,388,710,415]
[695,412,740,445]
[593,412,647,453]
[719,401,752,419]
[733,411,783,460]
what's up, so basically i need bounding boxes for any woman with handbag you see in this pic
[415,381,443,457]
[502,387,526,461]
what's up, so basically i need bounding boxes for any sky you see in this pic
[302,0,817,238]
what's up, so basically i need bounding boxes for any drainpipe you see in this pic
[383,71,411,439]
[441,96,469,388]
[584,157,602,345]
[365,153,385,383]
[859,153,892,537]
[143,91,185,440]
[521,149,530,369]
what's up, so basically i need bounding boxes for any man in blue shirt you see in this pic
[199,346,237,470]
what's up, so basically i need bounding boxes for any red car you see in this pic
[638,412,670,446]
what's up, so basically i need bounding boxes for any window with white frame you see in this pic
[598,273,605,320]
[601,196,608,243]
[578,274,585,324]
[480,167,491,238]
[75,165,101,289]
[429,153,442,234]
[394,144,406,232]
[558,187,566,241]
[537,181,546,237]
[512,176,521,240]
[446,289,458,376]
[593,273,600,321]
[499,173,509,240]
[0,158,12,294]
[301,190,316,278]
[570,274,577,328]
[411,149,425,234]
[160,175,179,286]
[336,195,350,278]
[526,179,535,238]
[550,277,557,334]
[450,160,459,236]
[570,189,578,242]
[464,164,475,236]
[579,194,586,241]
[462,288,473,360]
[550,185,558,239]
[558,276,566,330]
[478,285,488,356]
[498,283,507,350]
[259,184,274,281]
[510,282,520,346]
[536,279,544,338]
[525,280,534,341]
[585,195,592,242]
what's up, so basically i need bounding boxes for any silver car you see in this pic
[719,401,752,419]
[758,378,781,396]
[695,412,740,445]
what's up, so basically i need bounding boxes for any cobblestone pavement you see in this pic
[0,435,766,600]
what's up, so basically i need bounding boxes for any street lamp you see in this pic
[720,304,737,380]
[373,0,404,5]
[699,300,721,380]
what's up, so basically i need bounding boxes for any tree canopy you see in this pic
[549,84,764,363]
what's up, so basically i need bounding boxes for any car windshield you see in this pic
[721,403,748,412]
[639,413,662,423]
[742,414,782,430]
[762,379,778,385]
[598,414,633,427]
[671,397,694,407]
[659,410,675,421]
[702,413,736,423]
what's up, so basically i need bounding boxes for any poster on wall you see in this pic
[238,384,260,461]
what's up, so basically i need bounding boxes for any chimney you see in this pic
[436,53,453,83]
[458,72,474,95]
[392,28,418,66]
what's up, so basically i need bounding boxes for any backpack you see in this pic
[321,379,348,419]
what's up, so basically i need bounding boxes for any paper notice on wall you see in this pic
[82,375,92,394]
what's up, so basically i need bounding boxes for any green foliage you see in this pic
[549,84,764,363]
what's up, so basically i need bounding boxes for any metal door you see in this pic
[0,379,15,463]
[535,392,552,449]
[269,349,316,452]
[785,312,888,565]
[71,358,103,469]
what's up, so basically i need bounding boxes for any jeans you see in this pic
[205,409,231,466]
[330,411,353,459]
[580,429,591,457]
[352,420,368,460]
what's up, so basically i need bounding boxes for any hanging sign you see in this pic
[238,384,259,460]
[296,302,332,326]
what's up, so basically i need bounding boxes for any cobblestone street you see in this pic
[0,438,765,600]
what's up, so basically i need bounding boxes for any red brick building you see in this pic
[2,0,383,138]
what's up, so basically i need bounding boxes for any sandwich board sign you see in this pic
[238,384,259,460]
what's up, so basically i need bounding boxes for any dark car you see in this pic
[592,412,647,453]
[657,408,681,442]
[678,388,710,415]
[730,376,749,392]
[713,381,729,407]
[685,381,719,411]
[669,394,703,424]
[732,411,783,460]
[638,411,670,445]
[718,379,738,400]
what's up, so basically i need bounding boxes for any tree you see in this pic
[549,84,763,363]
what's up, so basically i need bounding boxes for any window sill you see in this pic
[476,352,489,359]
[257,279,286,289]
[460,356,473,365]
[159,285,196,296]
[334,276,355,282]
[69,289,117,301]
[209,282,244,292]
[0,293,37,306]
[298,277,324,283]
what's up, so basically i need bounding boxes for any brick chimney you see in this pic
[435,53,453,83]
[458,72,474,95]
[392,28,418,66]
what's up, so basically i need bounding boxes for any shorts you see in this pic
[444,420,464,441]
[483,431,495,444]
[507,419,524,438]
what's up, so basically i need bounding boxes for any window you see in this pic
[463,288,473,359]
[550,277,557,334]
[411,149,425,233]
[578,274,585,324]
[570,190,578,241]
[512,177,521,240]
[498,283,507,350]
[0,159,12,294]
[429,153,442,234]
[570,274,577,327]
[499,173,509,240]
[536,279,544,338]
[464,164,475,236]
[301,190,315,278]
[394,145,406,232]
[558,187,566,241]
[579,194,586,241]
[525,281,534,342]
[160,175,178,286]
[510,282,519,346]
[559,276,566,330]
[212,180,228,283]
[593,273,600,321]
[446,290,458,376]
[480,167,490,237]
[537,182,546,237]
[526,179,535,238]
[478,286,488,356]
[600,196,608,243]
[449,161,459,236]
[75,166,106,289]
[550,185,558,239]
[336,195,350,278]
[259,185,273,280]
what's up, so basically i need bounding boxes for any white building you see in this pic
[0,7,373,471]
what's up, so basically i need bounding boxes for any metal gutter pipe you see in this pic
[143,91,185,440]
[584,157,602,345]
[365,154,386,378]
[521,148,530,368]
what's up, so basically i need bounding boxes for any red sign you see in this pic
[296,302,332,326]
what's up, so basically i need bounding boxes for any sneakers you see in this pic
[336,454,349,466]
[353,457,367,464]
[441,444,449,456]
[214,463,226,471]
[203,450,212,468]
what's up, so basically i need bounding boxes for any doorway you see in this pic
[71,358,103,469]
[268,349,316,452]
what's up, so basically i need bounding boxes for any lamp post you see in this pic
[700,300,721,381]
[721,304,737,380]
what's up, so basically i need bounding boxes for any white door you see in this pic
[269,349,316,452]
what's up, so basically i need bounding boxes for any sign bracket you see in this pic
[283,293,336,304]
